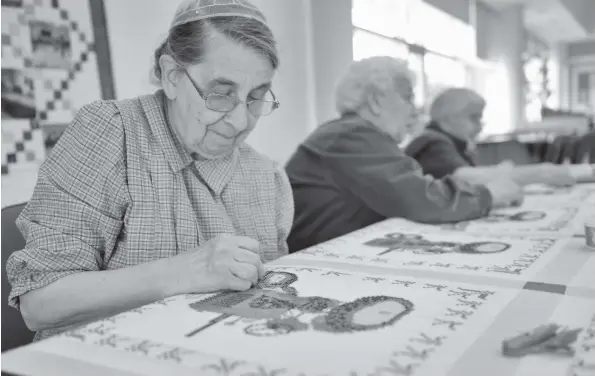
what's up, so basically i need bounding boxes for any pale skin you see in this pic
[19,29,274,332]
[454,163,576,187]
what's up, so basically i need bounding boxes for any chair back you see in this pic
[1,203,34,351]
[476,140,535,166]
[574,131,595,163]
[545,135,578,164]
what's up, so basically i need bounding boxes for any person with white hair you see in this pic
[405,87,576,186]
[284,57,522,252]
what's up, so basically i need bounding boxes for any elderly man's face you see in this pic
[451,104,484,141]
[171,31,275,159]
[382,80,416,143]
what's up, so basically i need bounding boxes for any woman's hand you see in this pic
[17,234,265,332]
[484,177,524,208]
[167,234,265,296]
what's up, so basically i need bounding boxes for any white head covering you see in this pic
[170,0,267,29]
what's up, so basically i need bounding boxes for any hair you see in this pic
[152,16,278,85]
[429,87,486,123]
[334,56,414,116]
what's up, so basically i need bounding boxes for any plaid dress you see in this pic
[6,90,294,340]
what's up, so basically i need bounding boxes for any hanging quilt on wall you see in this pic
[1,0,105,175]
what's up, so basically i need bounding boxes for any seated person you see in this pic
[285,57,522,252]
[405,87,576,186]
[6,0,293,341]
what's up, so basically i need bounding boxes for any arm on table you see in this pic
[19,255,183,332]
[7,103,179,332]
[323,127,493,224]
[453,165,511,185]
[509,163,576,186]
[453,163,576,187]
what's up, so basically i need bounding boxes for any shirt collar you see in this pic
[161,93,195,171]
[194,149,239,196]
[138,90,194,173]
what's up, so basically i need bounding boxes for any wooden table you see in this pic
[3,184,595,376]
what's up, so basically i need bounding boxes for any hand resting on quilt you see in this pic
[166,234,266,296]
[19,235,265,332]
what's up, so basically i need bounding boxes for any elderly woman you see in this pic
[285,57,522,252]
[6,0,293,340]
[405,87,576,186]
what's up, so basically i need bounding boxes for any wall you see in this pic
[476,2,526,132]
[103,0,177,100]
[551,2,595,113]
[310,0,354,125]
[553,39,595,110]
[567,40,595,58]
[566,40,595,113]
[247,0,316,163]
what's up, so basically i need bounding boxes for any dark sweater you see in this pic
[285,115,492,252]
[405,121,477,179]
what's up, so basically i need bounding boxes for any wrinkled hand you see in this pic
[169,235,265,295]
[485,178,524,208]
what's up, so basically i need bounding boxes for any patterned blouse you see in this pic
[6,90,294,340]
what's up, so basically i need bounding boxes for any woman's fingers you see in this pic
[233,248,265,278]
[228,262,259,286]
[225,274,252,291]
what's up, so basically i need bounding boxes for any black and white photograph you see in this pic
[1,0,595,375]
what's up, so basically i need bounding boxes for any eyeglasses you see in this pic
[183,70,280,116]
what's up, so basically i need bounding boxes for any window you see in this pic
[407,0,476,59]
[351,0,477,111]
[352,0,410,39]
[424,52,468,102]
[524,35,552,122]
[353,29,409,62]
[481,64,512,135]
[524,56,545,122]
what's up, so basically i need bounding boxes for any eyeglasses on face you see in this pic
[183,70,280,116]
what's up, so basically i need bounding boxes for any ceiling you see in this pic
[479,0,595,43]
